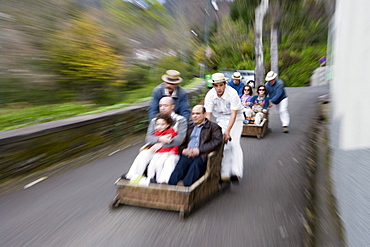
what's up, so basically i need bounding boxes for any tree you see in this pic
[269,1,281,73]
[47,12,126,102]
[105,0,173,50]
[210,18,254,70]
[231,0,331,86]
[254,0,269,85]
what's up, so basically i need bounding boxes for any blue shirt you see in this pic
[148,83,191,121]
[227,79,245,96]
[187,122,205,148]
[265,78,287,104]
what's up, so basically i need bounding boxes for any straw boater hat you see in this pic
[265,71,278,81]
[232,72,242,80]
[211,73,229,83]
[161,70,183,84]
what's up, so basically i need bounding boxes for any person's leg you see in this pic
[154,153,170,181]
[229,119,244,179]
[146,153,161,179]
[182,156,206,186]
[125,149,153,179]
[255,112,263,125]
[157,154,180,183]
[217,118,232,179]
[221,141,233,179]
[244,108,254,118]
[147,153,167,180]
[278,98,290,127]
[168,156,192,185]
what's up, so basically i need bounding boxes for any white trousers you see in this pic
[216,117,244,178]
[243,107,254,118]
[244,107,265,125]
[275,98,290,127]
[147,153,179,183]
[254,112,265,126]
[126,149,153,180]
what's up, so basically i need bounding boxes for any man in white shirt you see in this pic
[204,73,244,184]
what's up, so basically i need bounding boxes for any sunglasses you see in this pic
[258,89,265,91]
[244,88,250,91]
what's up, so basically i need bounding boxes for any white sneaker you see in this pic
[138,177,150,187]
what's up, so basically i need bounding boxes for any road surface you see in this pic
[0,85,329,247]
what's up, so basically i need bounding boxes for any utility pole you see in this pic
[203,0,218,79]
[254,0,269,86]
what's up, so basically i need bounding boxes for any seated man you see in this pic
[168,105,223,187]
[124,97,187,181]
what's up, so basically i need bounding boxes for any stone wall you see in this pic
[0,82,206,185]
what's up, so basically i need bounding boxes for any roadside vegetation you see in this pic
[0,78,202,131]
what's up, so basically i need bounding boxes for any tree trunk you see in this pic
[269,1,281,75]
[270,27,278,73]
[254,0,269,86]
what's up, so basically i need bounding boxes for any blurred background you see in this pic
[2,1,370,246]
[0,0,331,130]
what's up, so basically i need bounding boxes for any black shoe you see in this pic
[230,175,240,185]
[120,173,128,179]
[150,178,157,184]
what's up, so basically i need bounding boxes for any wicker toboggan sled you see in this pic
[111,142,229,218]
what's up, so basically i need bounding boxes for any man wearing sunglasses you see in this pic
[265,71,290,133]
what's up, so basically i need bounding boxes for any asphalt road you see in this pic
[0,85,329,247]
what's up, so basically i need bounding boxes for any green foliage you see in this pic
[237,60,255,70]
[280,45,327,87]
[227,0,330,87]
[190,86,208,107]
[0,77,63,105]
[279,50,302,68]
[0,103,95,131]
[46,12,126,103]
[0,94,150,131]
[151,56,192,86]
[0,77,205,131]
[105,0,171,31]
[122,64,151,90]
[104,0,173,46]
[230,0,260,27]
[210,18,254,70]
[281,20,328,50]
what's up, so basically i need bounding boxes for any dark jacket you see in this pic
[148,83,191,121]
[180,119,223,163]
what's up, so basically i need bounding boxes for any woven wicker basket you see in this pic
[241,118,269,139]
[111,142,229,218]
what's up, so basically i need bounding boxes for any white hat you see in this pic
[265,71,278,81]
[211,73,229,83]
[161,70,183,84]
[232,72,242,79]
